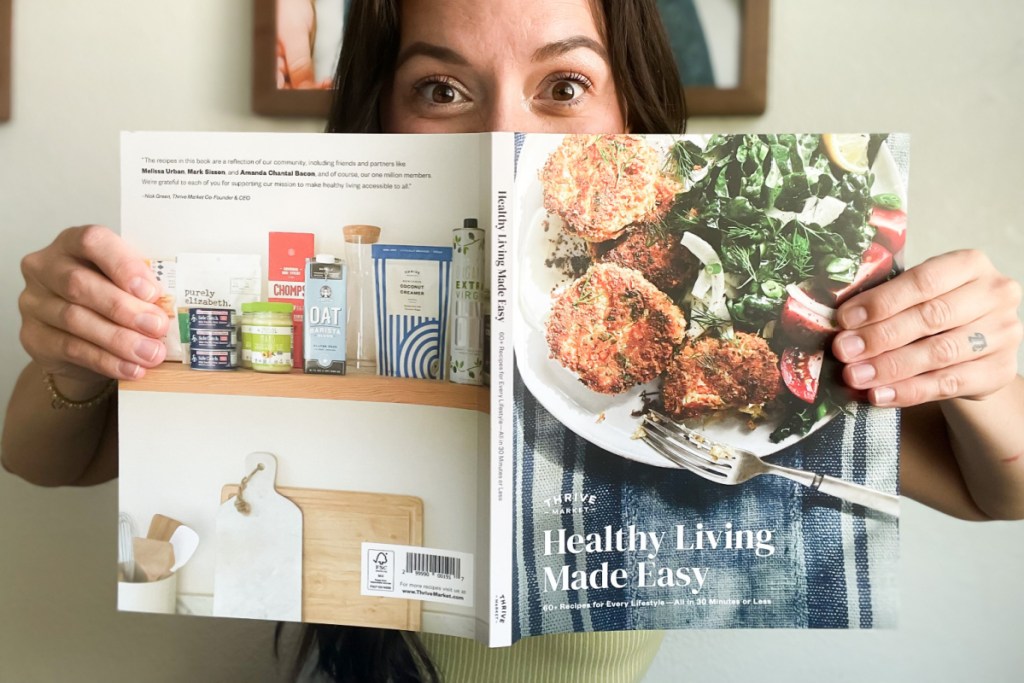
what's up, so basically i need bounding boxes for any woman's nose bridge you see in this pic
[480,78,531,132]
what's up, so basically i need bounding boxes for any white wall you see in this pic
[0,1,1021,682]
[646,1,1024,681]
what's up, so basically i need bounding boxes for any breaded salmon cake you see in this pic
[546,263,686,395]
[541,135,682,243]
[661,333,781,419]
[593,226,698,292]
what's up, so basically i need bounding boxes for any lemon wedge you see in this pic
[822,133,870,174]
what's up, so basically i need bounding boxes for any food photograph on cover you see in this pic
[511,132,905,637]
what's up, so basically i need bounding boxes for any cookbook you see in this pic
[118,131,905,646]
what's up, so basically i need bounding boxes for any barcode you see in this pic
[405,552,462,579]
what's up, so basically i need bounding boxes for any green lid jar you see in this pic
[241,302,294,373]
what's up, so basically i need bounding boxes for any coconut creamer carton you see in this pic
[304,255,347,375]
[372,245,453,380]
[269,232,315,369]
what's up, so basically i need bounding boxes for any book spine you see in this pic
[488,133,515,647]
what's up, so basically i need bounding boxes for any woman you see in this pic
[3,0,1023,681]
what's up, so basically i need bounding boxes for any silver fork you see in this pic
[641,409,900,517]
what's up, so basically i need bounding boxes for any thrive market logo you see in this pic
[540,491,598,515]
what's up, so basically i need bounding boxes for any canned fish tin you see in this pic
[241,302,294,373]
[189,327,240,350]
[188,307,239,329]
[190,348,238,371]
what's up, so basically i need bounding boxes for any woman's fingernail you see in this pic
[135,313,165,337]
[119,361,142,379]
[129,276,157,301]
[874,387,896,404]
[849,363,876,384]
[839,334,866,358]
[134,338,163,362]
[841,306,868,328]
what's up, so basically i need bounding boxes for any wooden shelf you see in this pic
[120,362,489,413]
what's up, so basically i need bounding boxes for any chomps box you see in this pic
[269,232,315,369]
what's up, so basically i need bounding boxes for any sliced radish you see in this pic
[786,283,837,319]
[823,243,894,306]
[780,347,824,403]
[869,207,907,253]
[780,294,839,348]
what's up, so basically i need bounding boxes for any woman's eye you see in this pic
[541,73,593,105]
[428,83,456,104]
[551,81,579,102]
[415,78,468,105]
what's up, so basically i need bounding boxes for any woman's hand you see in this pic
[833,249,1023,407]
[18,225,168,392]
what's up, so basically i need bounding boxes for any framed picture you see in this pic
[251,0,340,117]
[661,0,770,115]
[252,0,769,119]
[1,0,11,122]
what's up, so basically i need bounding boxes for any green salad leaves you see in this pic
[661,134,892,442]
[667,134,878,331]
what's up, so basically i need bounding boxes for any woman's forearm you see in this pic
[1,361,117,486]
[939,375,1024,520]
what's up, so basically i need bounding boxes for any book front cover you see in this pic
[507,133,904,640]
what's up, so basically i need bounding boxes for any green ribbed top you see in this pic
[420,631,665,683]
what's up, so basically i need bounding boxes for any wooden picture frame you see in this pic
[252,0,334,117]
[678,0,770,116]
[1,0,11,122]
[251,0,770,119]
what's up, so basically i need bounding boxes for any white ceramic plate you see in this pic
[513,134,905,468]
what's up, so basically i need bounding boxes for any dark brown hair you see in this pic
[301,1,687,680]
[278,622,440,682]
[326,0,687,135]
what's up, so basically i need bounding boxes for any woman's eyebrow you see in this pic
[395,42,470,69]
[532,36,608,63]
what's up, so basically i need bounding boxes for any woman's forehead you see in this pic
[397,0,606,55]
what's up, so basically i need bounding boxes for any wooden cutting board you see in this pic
[220,484,424,630]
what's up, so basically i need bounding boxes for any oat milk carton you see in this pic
[303,255,347,375]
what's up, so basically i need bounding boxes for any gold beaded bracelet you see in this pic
[43,372,117,410]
